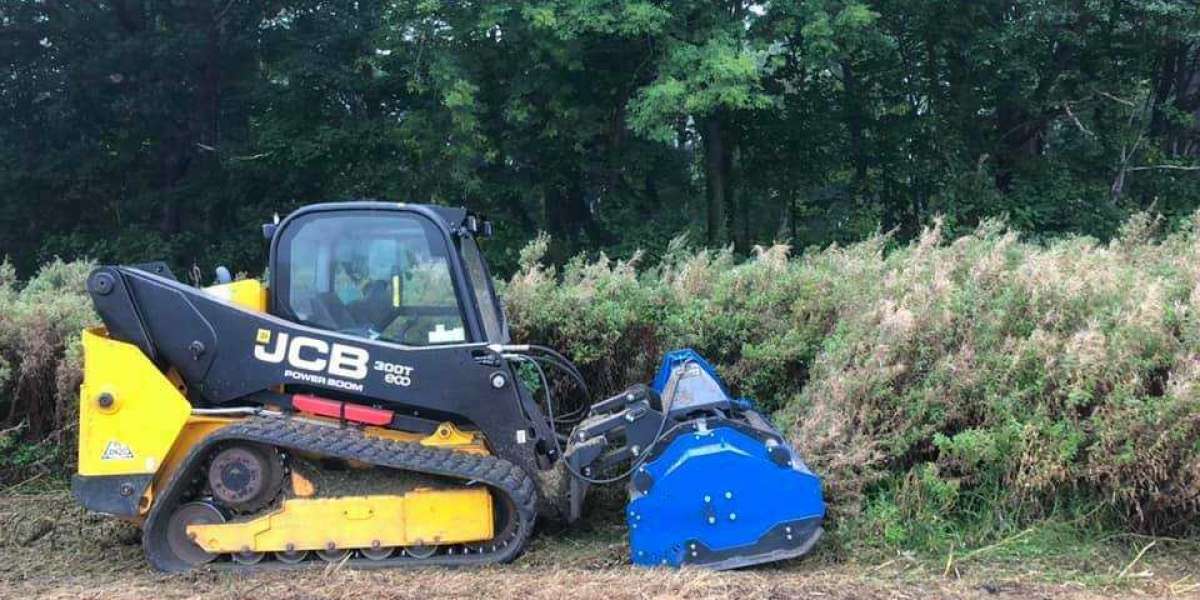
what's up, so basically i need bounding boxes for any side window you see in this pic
[277,212,468,346]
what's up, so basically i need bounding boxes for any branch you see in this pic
[1098,90,1136,107]
[1063,102,1093,137]
[1126,164,1200,172]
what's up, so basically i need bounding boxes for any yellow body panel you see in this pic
[188,488,494,553]
[77,328,192,477]
[203,279,267,312]
[135,416,238,516]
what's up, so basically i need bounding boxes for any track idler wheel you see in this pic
[207,443,285,513]
[165,501,225,567]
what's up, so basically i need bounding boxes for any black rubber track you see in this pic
[142,415,538,572]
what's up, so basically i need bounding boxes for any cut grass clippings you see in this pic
[2,485,1198,599]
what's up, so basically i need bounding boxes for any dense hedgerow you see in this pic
[505,214,1200,544]
[0,259,97,480]
[3,216,1200,548]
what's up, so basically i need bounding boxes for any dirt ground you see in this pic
[2,489,1198,599]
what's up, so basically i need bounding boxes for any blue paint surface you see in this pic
[628,425,825,566]
[630,350,825,568]
[650,348,729,396]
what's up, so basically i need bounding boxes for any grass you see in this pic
[1,479,1198,599]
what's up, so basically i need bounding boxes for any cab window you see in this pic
[276,211,468,345]
[460,235,506,342]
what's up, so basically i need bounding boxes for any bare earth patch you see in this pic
[1,490,1197,599]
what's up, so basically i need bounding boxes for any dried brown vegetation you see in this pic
[4,212,1200,556]
[507,214,1200,546]
[2,490,1196,599]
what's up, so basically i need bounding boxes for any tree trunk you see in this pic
[842,60,868,187]
[703,117,730,246]
[544,177,590,238]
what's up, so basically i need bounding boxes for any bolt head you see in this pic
[724,491,732,499]
[729,513,737,521]
[490,373,507,389]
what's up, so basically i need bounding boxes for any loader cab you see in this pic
[267,202,507,346]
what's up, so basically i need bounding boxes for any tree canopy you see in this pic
[2,0,1199,276]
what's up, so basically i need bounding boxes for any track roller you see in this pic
[405,545,437,559]
[274,549,308,564]
[316,547,351,562]
[360,544,395,561]
[232,550,265,565]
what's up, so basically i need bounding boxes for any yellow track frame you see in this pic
[188,488,494,554]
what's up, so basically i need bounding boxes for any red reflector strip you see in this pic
[343,403,394,426]
[292,394,394,426]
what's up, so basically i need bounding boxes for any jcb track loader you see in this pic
[72,202,825,571]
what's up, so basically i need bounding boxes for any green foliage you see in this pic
[6,208,1200,548]
[506,211,1200,547]
[3,1,1200,280]
[0,258,98,481]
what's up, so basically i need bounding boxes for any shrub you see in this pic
[0,258,97,480]
[7,213,1200,548]
[505,214,1200,543]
